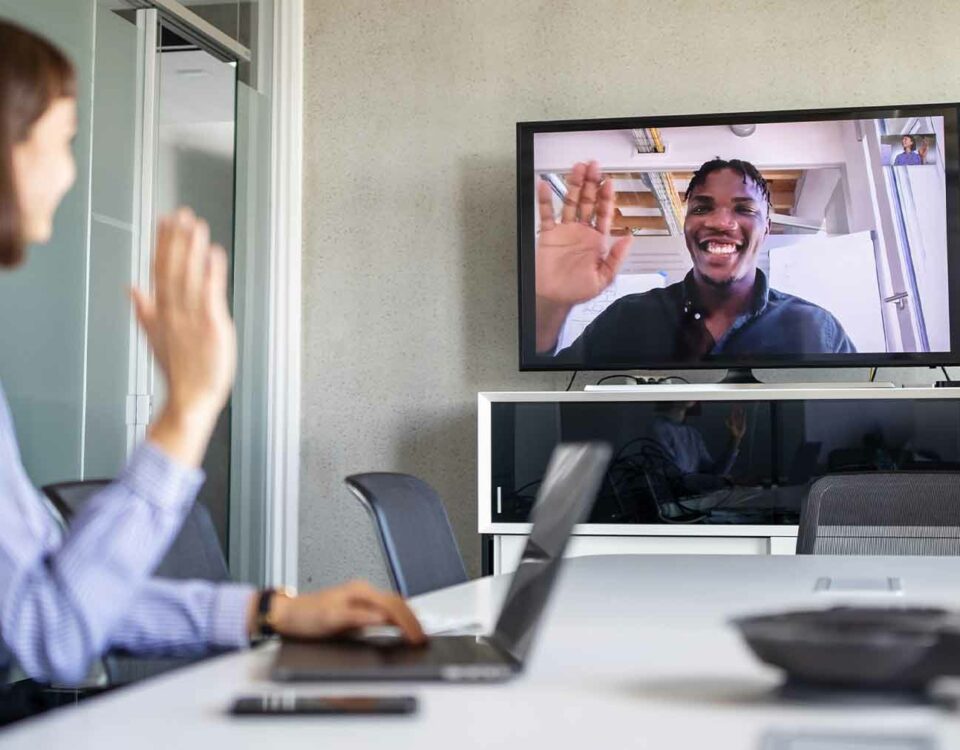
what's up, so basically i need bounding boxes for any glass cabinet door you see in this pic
[490,398,960,527]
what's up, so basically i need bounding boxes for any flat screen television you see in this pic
[517,104,960,376]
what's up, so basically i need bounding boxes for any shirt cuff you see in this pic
[116,442,206,512]
[209,583,256,649]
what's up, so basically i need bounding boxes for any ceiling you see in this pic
[557,169,806,236]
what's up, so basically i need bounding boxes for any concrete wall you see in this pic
[299,0,960,589]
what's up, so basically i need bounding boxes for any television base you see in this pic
[719,367,761,384]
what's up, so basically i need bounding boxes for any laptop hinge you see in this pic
[482,633,522,670]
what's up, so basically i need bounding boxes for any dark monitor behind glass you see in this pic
[488,442,612,664]
[517,103,960,371]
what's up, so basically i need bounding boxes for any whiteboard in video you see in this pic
[768,231,884,353]
[558,273,667,351]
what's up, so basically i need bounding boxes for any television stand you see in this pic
[478,386,960,575]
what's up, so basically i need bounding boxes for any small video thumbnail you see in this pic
[881,133,938,166]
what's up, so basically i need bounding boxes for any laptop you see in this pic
[271,442,612,682]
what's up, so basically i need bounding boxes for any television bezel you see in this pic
[516,102,960,372]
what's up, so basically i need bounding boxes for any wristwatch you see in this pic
[254,586,296,639]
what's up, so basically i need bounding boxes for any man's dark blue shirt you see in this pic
[553,269,856,364]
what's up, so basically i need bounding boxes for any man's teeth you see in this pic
[705,242,738,255]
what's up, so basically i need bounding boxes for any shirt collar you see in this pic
[681,268,770,320]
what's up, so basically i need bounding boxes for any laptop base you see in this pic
[272,636,517,683]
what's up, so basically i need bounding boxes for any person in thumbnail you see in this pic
[894,134,922,166]
[650,402,746,494]
[918,136,930,164]
[534,158,856,362]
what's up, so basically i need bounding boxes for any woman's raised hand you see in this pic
[132,208,237,466]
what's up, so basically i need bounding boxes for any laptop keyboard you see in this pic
[382,636,503,666]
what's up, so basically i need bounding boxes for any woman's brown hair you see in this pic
[0,19,76,267]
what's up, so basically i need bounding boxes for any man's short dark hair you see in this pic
[684,158,771,214]
[902,134,916,151]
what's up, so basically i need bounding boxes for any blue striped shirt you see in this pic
[0,384,254,685]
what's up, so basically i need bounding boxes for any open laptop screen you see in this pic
[488,443,612,664]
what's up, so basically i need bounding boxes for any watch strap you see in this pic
[255,588,277,638]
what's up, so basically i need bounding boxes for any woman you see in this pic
[893,134,922,166]
[0,18,424,697]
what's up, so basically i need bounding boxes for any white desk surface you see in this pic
[5,554,960,748]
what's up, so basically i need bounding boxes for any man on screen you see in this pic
[534,158,856,362]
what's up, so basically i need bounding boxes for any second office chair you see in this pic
[345,472,468,597]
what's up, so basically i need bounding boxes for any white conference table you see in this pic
[6,554,960,748]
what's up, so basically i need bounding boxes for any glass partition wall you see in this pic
[154,19,240,562]
[0,0,274,585]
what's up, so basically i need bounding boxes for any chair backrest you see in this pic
[797,472,960,555]
[42,480,229,581]
[42,479,111,523]
[345,472,467,597]
[41,479,228,686]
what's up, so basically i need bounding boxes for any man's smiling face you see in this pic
[683,167,770,289]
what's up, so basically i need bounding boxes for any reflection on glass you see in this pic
[649,401,743,491]
[491,399,960,526]
[177,0,249,47]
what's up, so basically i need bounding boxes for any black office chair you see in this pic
[797,472,960,555]
[41,480,230,684]
[345,473,467,597]
[41,479,113,523]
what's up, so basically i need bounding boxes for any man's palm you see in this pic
[535,163,630,308]
[536,222,621,305]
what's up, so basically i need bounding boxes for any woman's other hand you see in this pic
[252,581,427,645]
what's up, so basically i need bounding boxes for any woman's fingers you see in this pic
[166,209,195,307]
[183,216,211,310]
[341,606,388,629]
[347,584,425,644]
[204,243,229,320]
[153,209,209,319]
